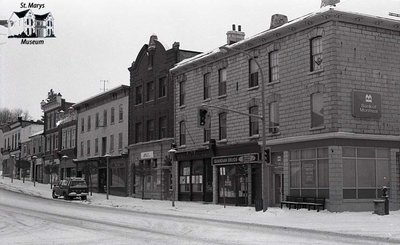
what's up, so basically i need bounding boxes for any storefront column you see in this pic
[390,149,399,210]
[213,164,218,204]
[328,146,343,212]
[282,151,289,199]
[172,159,179,202]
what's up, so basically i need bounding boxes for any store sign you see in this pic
[212,153,259,165]
[140,151,154,159]
[352,91,381,119]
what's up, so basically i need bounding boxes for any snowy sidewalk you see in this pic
[1,177,400,243]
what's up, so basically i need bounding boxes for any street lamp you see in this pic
[32,155,37,187]
[104,153,111,200]
[10,154,15,183]
[62,155,68,180]
[168,145,177,207]
[219,46,269,211]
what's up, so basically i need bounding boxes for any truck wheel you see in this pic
[52,191,57,199]
[63,193,69,200]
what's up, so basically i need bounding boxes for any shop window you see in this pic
[343,147,390,199]
[179,161,191,192]
[192,160,203,192]
[289,148,329,198]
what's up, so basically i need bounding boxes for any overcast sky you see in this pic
[0,0,396,120]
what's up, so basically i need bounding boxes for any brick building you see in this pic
[73,85,129,196]
[171,1,400,211]
[128,35,200,200]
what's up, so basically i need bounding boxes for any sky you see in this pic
[0,0,398,120]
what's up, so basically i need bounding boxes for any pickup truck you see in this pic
[52,177,89,200]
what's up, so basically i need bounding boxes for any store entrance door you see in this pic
[218,164,249,206]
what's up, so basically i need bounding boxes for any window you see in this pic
[289,148,329,198]
[343,147,390,199]
[136,86,143,104]
[119,104,123,122]
[269,51,279,83]
[249,106,259,136]
[135,123,142,143]
[269,101,279,133]
[103,109,107,127]
[179,161,191,192]
[159,77,166,98]
[118,133,123,150]
[81,118,84,132]
[179,121,186,146]
[311,92,324,128]
[310,36,323,72]
[80,141,84,157]
[95,113,99,128]
[110,135,114,153]
[159,116,167,139]
[87,115,91,131]
[95,138,99,155]
[218,68,227,96]
[147,120,155,141]
[87,140,90,155]
[146,81,155,101]
[203,73,211,100]
[218,113,227,140]
[204,120,211,143]
[111,107,115,124]
[249,58,259,87]
[71,128,76,148]
[179,81,185,106]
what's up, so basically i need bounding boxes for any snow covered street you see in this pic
[0,177,399,244]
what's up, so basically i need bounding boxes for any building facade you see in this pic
[171,2,400,211]
[40,89,73,184]
[57,107,77,179]
[128,35,200,200]
[74,85,129,196]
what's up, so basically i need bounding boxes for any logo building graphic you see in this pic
[365,94,373,103]
[8,9,55,38]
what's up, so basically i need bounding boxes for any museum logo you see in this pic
[7,2,55,45]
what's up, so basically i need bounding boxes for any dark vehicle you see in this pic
[52,177,89,200]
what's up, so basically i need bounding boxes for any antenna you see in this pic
[100,80,109,92]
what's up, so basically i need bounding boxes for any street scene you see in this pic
[1,0,400,243]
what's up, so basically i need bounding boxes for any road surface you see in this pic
[0,188,388,244]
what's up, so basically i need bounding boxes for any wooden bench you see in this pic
[281,196,325,212]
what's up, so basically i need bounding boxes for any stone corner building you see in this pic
[128,35,200,200]
[171,1,400,211]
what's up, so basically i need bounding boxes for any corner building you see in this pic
[171,2,400,211]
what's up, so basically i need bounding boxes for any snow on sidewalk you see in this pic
[1,177,400,242]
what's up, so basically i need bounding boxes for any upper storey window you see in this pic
[310,37,323,72]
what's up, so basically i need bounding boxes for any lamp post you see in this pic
[168,146,177,207]
[62,155,68,180]
[32,155,37,187]
[10,154,15,183]
[104,154,111,200]
[219,46,269,211]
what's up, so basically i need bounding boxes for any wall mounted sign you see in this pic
[212,153,259,165]
[140,151,154,159]
[352,91,381,119]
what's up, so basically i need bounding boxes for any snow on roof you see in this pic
[29,130,43,138]
[13,9,30,18]
[172,0,400,72]
[73,84,129,108]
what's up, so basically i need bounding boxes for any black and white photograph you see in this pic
[1,0,400,244]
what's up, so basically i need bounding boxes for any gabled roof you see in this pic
[14,9,30,18]
[35,13,50,21]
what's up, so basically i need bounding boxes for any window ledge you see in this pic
[247,86,259,91]
[178,145,186,149]
[267,81,280,86]
[309,125,326,131]
[134,103,143,107]
[217,95,227,99]
[178,105,186,109]
[249,134,260,140]
[203,98,211,103]
[308,69,324,76]
[268,132,281,137]
[217,139,228,144]
[145,100,154,104]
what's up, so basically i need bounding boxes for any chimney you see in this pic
[270,14,288,29]
[226,24,245,45]
[321,0,340,7]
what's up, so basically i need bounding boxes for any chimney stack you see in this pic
[226,24,245,45]
[321,0,340,7]
[270,14,288,29]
